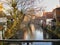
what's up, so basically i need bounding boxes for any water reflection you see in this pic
[34,29,43,40]
[33,42,52,45]
[24,26,44,40]
[24,26,52,45]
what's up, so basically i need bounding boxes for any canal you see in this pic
[4,24,59,45]
[23,24,52,45]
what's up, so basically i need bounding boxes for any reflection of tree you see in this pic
[0,0,26,39]
[0,0,45,39]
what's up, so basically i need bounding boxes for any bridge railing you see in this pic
[0,39,60,45]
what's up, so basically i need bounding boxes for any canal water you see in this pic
[6,24,53,45]
[24,28,43,40]
[23,25,52,45]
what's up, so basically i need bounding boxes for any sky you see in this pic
[43,0,59,12]
[33,0,59,12]
[0,0,59,13]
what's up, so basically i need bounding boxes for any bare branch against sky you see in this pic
[0,0,59,15]
[0,0,45,15]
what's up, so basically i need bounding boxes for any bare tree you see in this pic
[0,0,45,39]
[0,0,26,39]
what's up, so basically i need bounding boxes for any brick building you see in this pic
[53,7,60,21]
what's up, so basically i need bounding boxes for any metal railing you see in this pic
[0,39,60,45]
